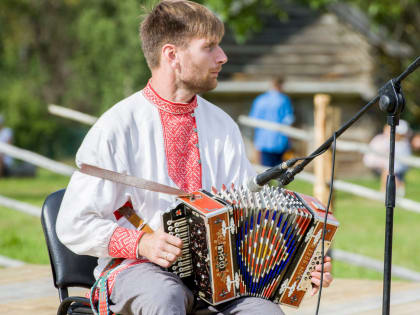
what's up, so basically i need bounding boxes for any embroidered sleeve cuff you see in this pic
[108,227,145,259]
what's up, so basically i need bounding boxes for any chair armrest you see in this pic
[57,296,92,315]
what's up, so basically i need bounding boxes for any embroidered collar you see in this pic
[142,80,198,114]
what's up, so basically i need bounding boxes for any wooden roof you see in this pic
[215,3,411,99]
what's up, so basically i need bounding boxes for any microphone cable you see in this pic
[297,147,329,162]
[283,146,330,167]
[315,131,337,315]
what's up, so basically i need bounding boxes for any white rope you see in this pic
[0,194,41,217]
[0,142,75,176]
[332,249,420,281]
[48,104,97,125]
[239,115,309,141]
[254,165,420,213]
[47,108,420,168]
[241,115,420,168]
[0,255,25,268]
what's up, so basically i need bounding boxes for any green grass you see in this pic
[332,260,384,280]
[0,207,50,264]
[0,169,70,206]
[0,168,70,264]
[1,166,420,282]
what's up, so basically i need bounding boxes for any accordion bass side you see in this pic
[161,185,339,308]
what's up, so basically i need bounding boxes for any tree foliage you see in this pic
[200,0,287,42]
[301,0,420,126]
[0,0,150,157]
[203,0,419,125]
[0,0,418,158]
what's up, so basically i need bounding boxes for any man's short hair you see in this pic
[140,0,224,69]
[272,76,285,89]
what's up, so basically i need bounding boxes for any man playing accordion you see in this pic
[57,1,333,314]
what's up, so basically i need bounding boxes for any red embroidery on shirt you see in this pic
[113,201,133,221]
[142,81,202,193]
[108,227,143,259]
[91,259,148,305]
[94,228,148,306]
[143,80,197,114]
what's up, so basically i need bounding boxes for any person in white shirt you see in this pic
[364,120,412,196]
[56,1,333,314]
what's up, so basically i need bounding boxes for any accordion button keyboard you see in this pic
[179,266,193,272]
[174,226,188,233]
[162,187,338,307]
[175,231,189,238]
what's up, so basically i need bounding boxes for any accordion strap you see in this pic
[115,205,154,233]
[79,163,189,232]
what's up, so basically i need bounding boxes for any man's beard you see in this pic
[180,75,218,94]
[177,63,219,94]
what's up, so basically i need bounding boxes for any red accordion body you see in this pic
[161,186,339,308]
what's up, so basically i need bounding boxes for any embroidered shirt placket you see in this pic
[142,82,203,193]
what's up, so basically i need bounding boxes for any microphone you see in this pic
[247,158,298,192]
[277,167,299,186]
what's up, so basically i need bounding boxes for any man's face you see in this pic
[175,37,227,94]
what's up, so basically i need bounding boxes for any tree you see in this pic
[0,0,150,157]
[0,0,418,158]
[201,0,420,125]
[301,0,420,125]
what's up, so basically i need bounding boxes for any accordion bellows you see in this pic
[161,185,339,308]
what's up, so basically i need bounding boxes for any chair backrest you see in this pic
[41,189,97,296]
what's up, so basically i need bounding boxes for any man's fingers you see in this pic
[155,257,171,268]
[310,256,333,296]
[163,243,182,257]
[137,230,182,261]
[314,256,332,272]
[161,251,179,263]
[153,251,177,268]
[315,261,332,272]
[310,272,333,287]
[164,233,183,248]
[164,252,176,261]
[156,228,182,246]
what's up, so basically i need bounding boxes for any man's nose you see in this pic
[216,46,228,65]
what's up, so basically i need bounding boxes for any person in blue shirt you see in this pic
[0,115,13,177]
[249,76,295,167]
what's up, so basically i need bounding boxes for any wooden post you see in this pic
[313,94,334,206]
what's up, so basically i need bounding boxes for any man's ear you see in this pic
[161,44,178,69]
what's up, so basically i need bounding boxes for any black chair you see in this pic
[41,189,97,315]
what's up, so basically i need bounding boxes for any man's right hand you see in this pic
[137,229,183,268]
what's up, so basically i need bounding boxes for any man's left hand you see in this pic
[310,255,333,296]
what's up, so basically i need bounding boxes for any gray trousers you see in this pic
[109,262,285,315]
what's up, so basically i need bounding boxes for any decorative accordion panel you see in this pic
[161,185,339,308]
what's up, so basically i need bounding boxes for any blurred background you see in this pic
[0,0,420,310]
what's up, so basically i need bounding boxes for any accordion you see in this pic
[161,185,339,308]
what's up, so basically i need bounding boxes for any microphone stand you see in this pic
[277,56,420,315]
